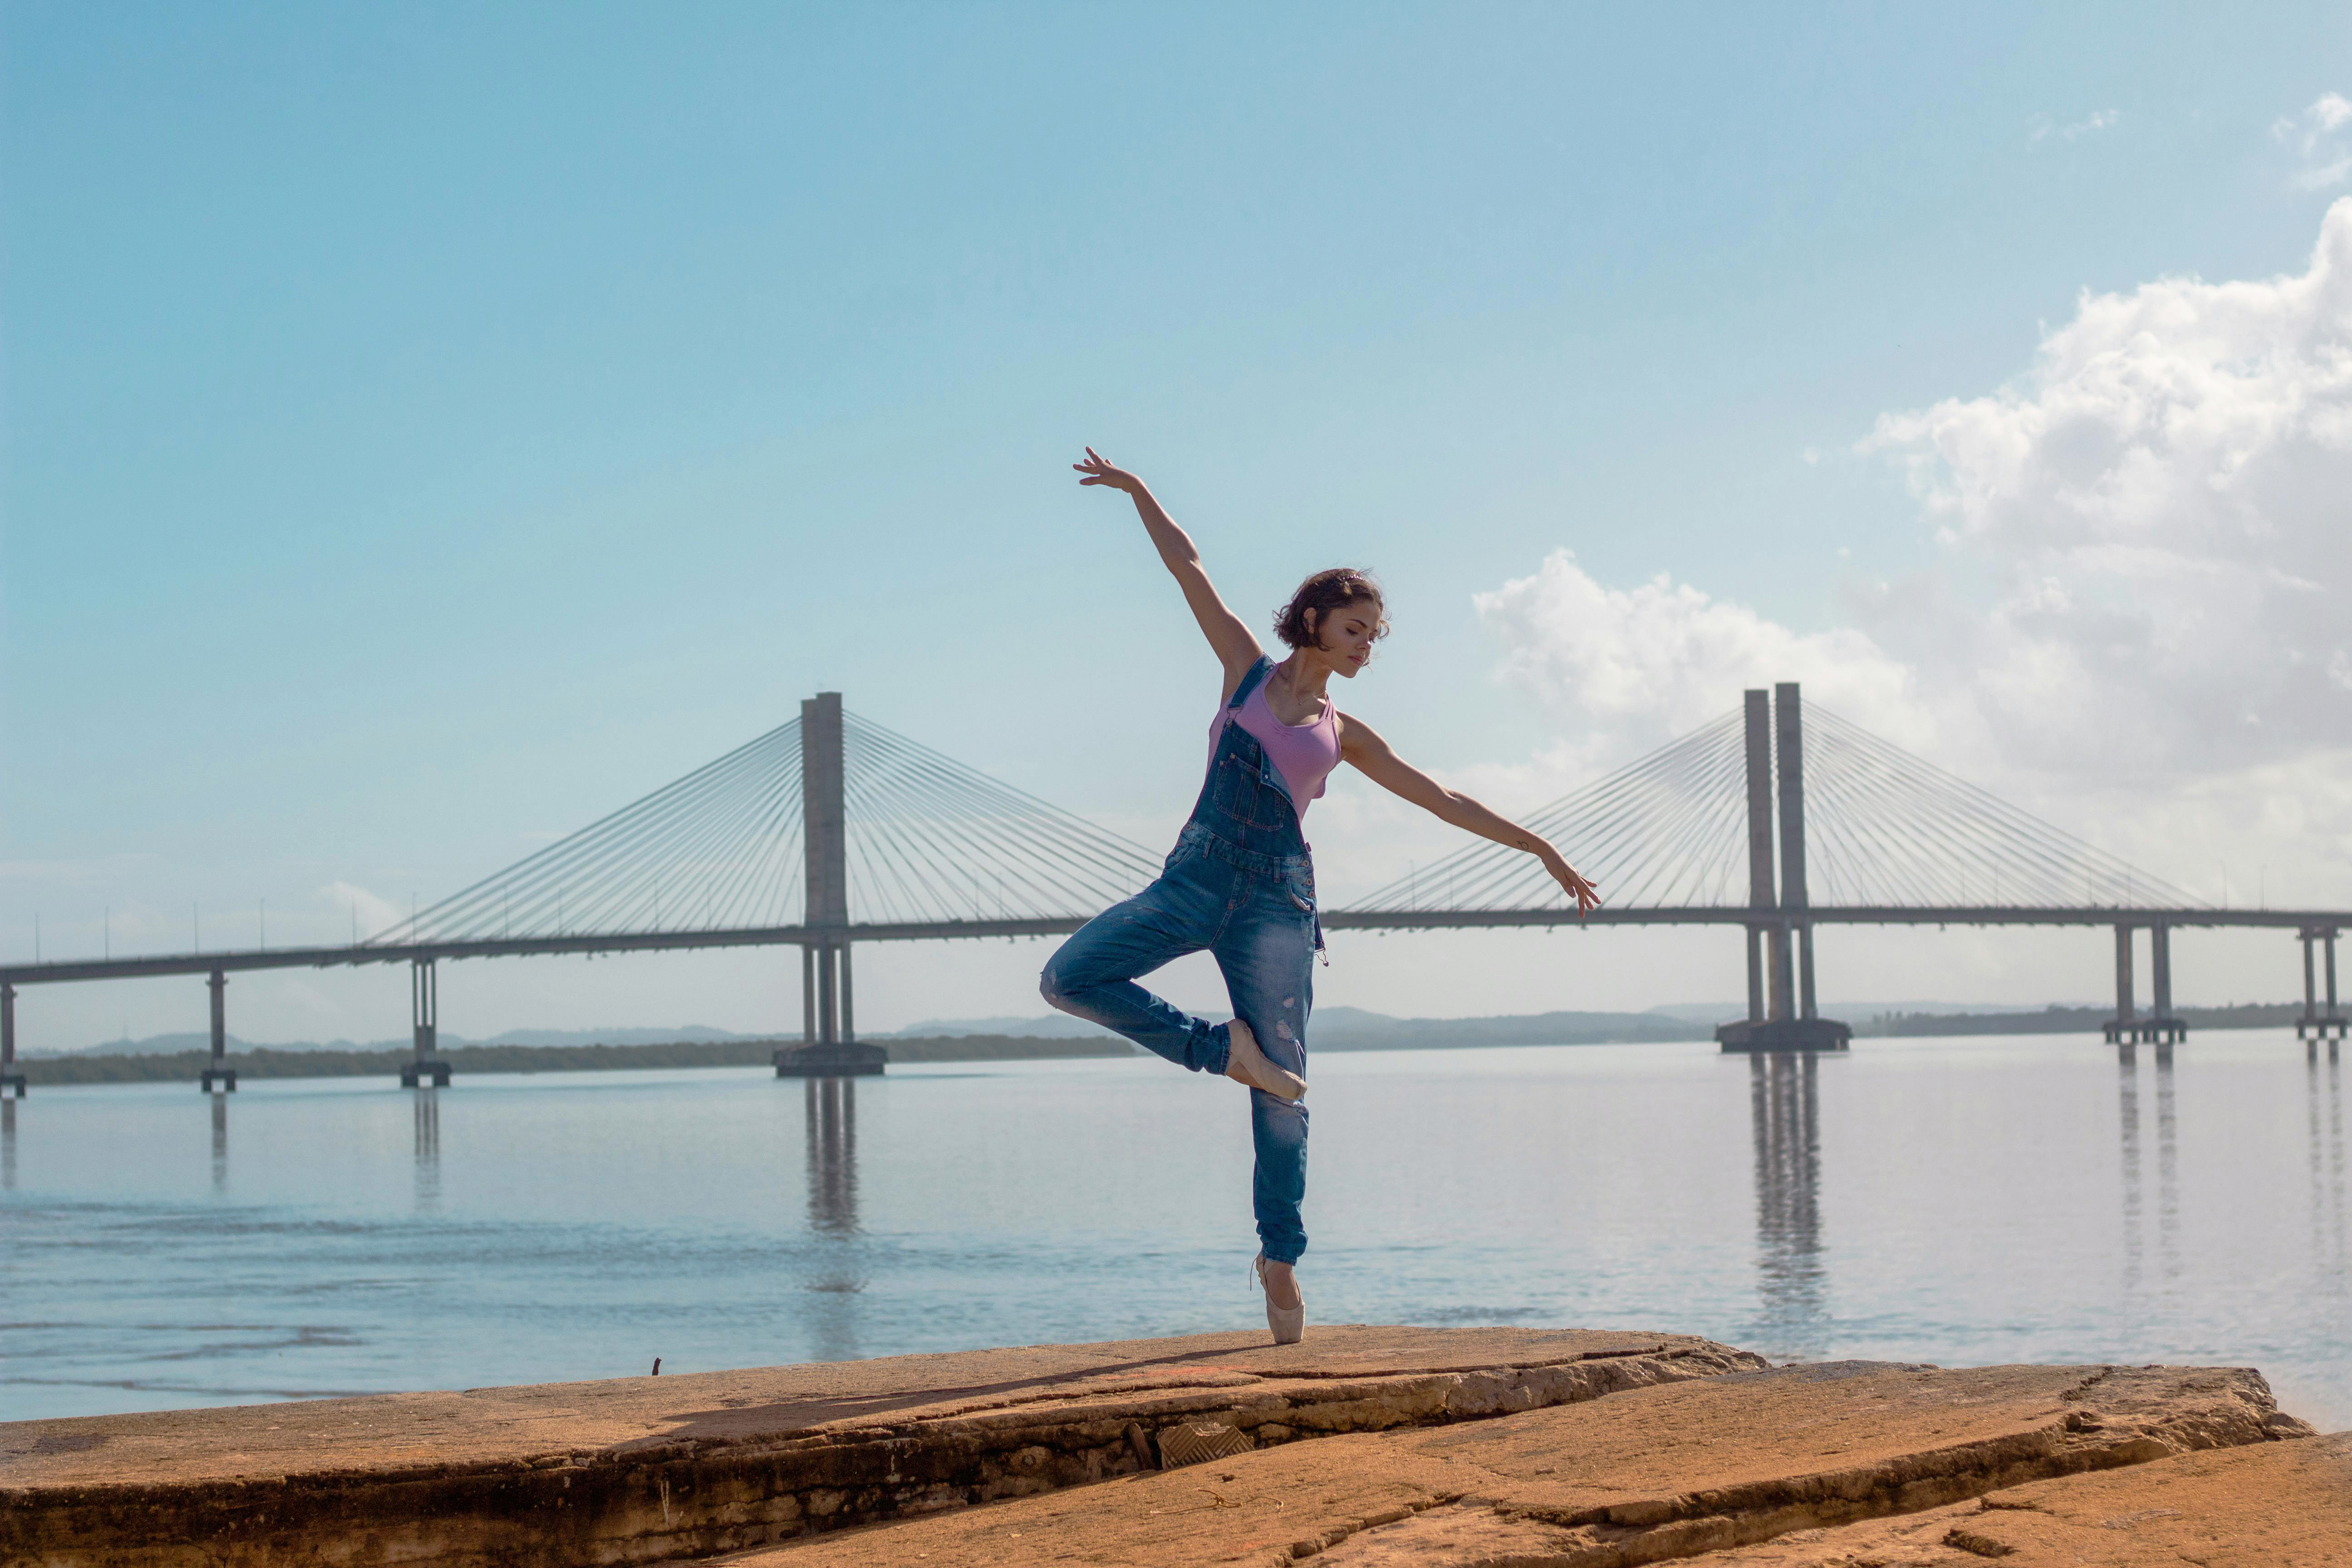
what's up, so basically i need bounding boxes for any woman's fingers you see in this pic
[1555,862,1601,915]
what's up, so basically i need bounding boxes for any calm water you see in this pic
[3,1033,2347,1430]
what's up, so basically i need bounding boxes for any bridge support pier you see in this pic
[1,982,23,1098]
[778,941,882,1076]
[1744,926,1765,1024]
[2102,924,2136,1043]
[200,968,236,1092]
[2107,924,2186,1045]
[2147,922,2185,1043]
[2297,927,2347,1044]
[401,958,451,1088]
[1798,923,1818,1021]
[1768,926,1794,1025]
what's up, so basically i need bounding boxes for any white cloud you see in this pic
[1862,195,2352,781]
[2032,109,2118,144]
[322,880,406,941]
[2275,92,2352,188]
[1473,199,2352,904]
[1473,551,1923,760]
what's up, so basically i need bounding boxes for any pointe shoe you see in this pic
[1254,1253,1305,1345]
[1223,1018,1307,1100]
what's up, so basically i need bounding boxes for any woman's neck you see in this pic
[1272,651,1333,705]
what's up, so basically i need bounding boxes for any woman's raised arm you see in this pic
[1075,448,1262,691]
[1339,714,1602,916]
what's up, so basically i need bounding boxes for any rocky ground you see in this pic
[0,1328,2332,1567]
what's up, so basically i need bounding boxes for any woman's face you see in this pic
[1311,599,1384,678]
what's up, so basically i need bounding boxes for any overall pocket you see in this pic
[1210,750,1294,832]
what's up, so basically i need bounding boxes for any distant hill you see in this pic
[883,1007,1705,1048]
[1639,1000,2094,1024]
[16,1034,1137,1085]
[1857,1002,2309,1036]
[1313,1007,1709,1048]
[30,1024,770,1059]
[28,999,2306,1063]
[877,1013,1116,1040]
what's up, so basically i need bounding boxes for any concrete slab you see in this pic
[1685,1429,2352,1566]
[0,1325,1756,1567]
[722,1361,2305,1566]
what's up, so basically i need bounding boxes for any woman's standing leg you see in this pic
[1213,884,1315,1265]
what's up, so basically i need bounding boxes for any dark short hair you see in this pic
[1275,568,1390,653]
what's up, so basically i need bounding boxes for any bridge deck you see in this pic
[3,905,2344,987]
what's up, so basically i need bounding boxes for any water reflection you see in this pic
[210,1092,229,1192]
[801,1077,864,1362]
[1749,1052,1826,1355]
[2154,1046,2180,1280]
[2118,1047,2143,1294]
[2314,1045,2347,1287]
[2118,1046,2182,1292]
[805,1078,859,1235]
[2,1097,15,1191]
[414,1088,442,1214]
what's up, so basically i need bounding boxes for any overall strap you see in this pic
[1224,655,1276,718]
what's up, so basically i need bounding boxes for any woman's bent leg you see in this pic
[1040,867,1230,1074]
[1215,898,1315,1265]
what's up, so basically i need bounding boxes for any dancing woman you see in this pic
[1039,450,1601,1344]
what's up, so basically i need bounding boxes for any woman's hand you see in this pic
[1540,847,1602,917]
[1073,447,1144,494]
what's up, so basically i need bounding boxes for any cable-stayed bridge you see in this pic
[4,685,2347,1095]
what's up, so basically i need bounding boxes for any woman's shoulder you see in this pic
[1218,652,1277,707]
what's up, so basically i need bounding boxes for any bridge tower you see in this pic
[778,692,885,1077]
[1,982,23,1098]
[1718,684,1851,1052]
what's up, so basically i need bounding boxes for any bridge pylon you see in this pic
[777,692,884,1078]
[1,982,23,1098]
[1719,684,1851,1053]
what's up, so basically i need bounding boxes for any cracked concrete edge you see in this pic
[1676,1427,2350,1567]
[4,1347,1763,1568]
[1299,1366,2308,1568]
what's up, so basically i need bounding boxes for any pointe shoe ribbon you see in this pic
[1222,1018,1306,1100]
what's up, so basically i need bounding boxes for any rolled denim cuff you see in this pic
[1203,1019,1234,1077]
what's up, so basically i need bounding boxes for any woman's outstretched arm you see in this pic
[1339,715,1602,916]
[1075,448,1262,691]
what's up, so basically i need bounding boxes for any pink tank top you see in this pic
[1206,670,1343,824]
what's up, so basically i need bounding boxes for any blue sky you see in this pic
[8,3,2352,1045]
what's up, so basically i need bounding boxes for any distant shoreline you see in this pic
[10,1001,2320,1085]
[10,1034,1132,1086]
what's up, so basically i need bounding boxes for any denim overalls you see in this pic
[1040,656,1320,1264]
